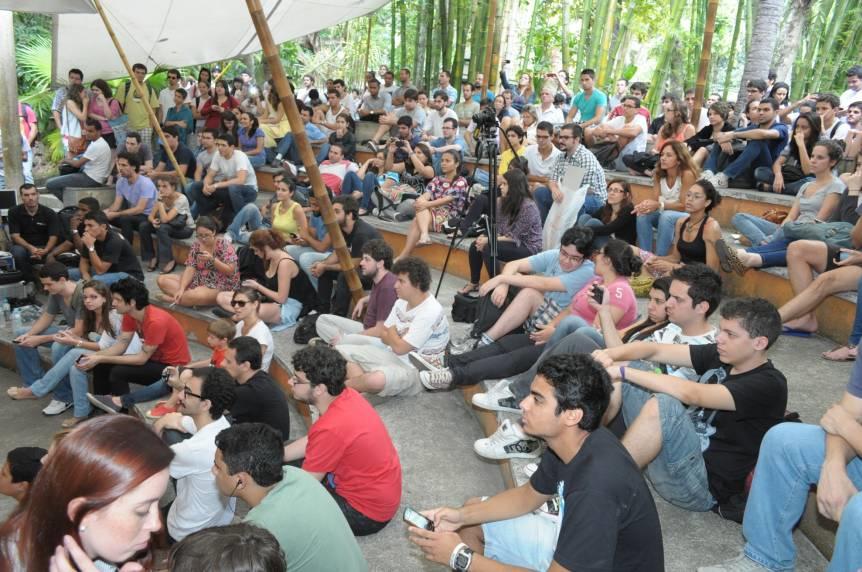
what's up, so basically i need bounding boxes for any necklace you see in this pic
[685,216,706,232]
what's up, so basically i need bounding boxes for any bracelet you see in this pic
[76,339,82,348]
[449,543,468,570]
[620,365,626,382]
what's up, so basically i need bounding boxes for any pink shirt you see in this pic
[88,98,121,134]
[569,276,638,328]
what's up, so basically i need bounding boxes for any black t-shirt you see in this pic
[530,427,664,571]
[8,204,60,247]
[689,344,788,504]
[156,143,197,177]
[828,187,860,225]
[345,218,381,258]
[230,370,292,440]
[93,231,144,280]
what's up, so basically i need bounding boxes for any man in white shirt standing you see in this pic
[158,69,181,123]
[154,367,237,542]
[839,65,862,111]
[45,119,113,200]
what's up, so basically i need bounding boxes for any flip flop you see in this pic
[822,345,857,362]
[781,326,813,338]
[458,283,479,295]
[7,387,36,400]
[160,260,177,274]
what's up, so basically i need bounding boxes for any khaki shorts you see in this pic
[337,343,421,397]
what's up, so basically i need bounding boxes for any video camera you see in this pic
[472,106,498,135]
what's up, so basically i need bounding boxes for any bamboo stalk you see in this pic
[575,0,593,73]
[482,0,498,92]
[91,0,186,187]
[692,0,720,126]
[390,4,396,71]
[561,0,570,72]
[589,0,609,71]
[244,0,363,303]
[596,0,617,87]
[812,0,849,92]
[400,0,407,69]
[363,14,374,78]
[722,0,745,101]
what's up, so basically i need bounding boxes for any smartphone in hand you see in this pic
[403,507,434,531]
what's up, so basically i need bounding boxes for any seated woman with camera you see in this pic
[460,170,542,294]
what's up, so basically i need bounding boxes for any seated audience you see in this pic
[497,125,526,175]
[225,288,275,371]
[272,104,328,167]
[45,118,113,198]
[424,92,459,138]
[168,523,287,572]
[163,87,194,143]
[140,176,195,273]
[259,87,292,150]
[688,101,735,166]
[336,257,449,393]
[755,112,820,195]
[519,105,538,145]
[315,239,398,345]
[83,278,190,411]
[285,189,334,287]
[396,150,469,260]
[8,184,59,281]
[409,354,663,571]
[430,118,469,172]
[228,170,306,243]
[720,140,845,271]
[87,79,121,148]
[0,416,172,572]
[627,99,697,176]
[153,367,236,542]
[152,124,197,179]
[285,346,402,535]
[221,336,291,439]
[702,98,789,188]
[213,424,367,570]
[587,95,648,170]
[700,357,862,572]
[578,179,637,247]
[454,83,480,128]
[461,170,543,294]
[0,446,46,504]
[46,196,99,264]
[157,216,240,307]
[122,131,155,175]
[105,151,157,245]
[201,80,239,130]
[237,111,266,168]
[566,68,608,127]
[524,121,562,222]
[816,93,850,141]
[357,78,393,127]
[594,297,787,516]
[319,143,359,196]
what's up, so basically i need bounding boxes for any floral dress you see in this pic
[425,175,469,231]
[186,237,240,291]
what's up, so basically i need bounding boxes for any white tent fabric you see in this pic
[1,0,95,14]
[47,0,388,82]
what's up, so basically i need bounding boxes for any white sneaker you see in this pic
[471,379,520,413]
[697,554,769,572]
[419,368,454,391]
[701,169,714,182]
[713,172,729,188]
[474,419,541,460]
[523,461,539,478]
[42,399,73,416]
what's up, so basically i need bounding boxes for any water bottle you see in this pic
[1,298,10,323]
[0,299,5,328]
[11,308,23,334]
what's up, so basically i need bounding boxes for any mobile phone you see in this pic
[76,354,86,364]
[591,284,605,304]
[403,507,434,531]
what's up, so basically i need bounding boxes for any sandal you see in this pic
[715,239,748,276]
[822,345,857,362]
[61,417,86,429]
[160,260,177,274]
[7,387,36,400]
[147,260,158,272]
[458,283,479,295]
[417,236,433,247]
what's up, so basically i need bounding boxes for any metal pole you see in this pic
[0,11,24,190]
[245,0,364,304]
[91,0,187,187]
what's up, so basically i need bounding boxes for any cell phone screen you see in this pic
[403,507,434,531]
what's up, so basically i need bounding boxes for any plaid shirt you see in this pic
[550,144,607,201]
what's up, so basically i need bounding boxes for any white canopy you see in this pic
[34,0,388,82]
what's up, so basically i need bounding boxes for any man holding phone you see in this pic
[409,354,663,571]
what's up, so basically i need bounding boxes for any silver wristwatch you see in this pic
[452,544,474,572]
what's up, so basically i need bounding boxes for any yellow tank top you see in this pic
[272,201,301,238]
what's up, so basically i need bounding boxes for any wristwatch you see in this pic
[88,246,95,253]
[451,543,474,572]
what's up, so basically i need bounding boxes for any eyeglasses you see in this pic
[558,135,574,140]
[290,375,310,385]
[559,250,584,263]
[181,386,202,399]
[196,232,214,239]
[230,299,248,308]
[622,104,637,109]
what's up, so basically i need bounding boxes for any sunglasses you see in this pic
[230,299,249,308]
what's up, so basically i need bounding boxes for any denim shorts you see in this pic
[621,382,716,511]
[483,510,557,570]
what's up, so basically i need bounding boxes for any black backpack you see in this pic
[293,313,321,344]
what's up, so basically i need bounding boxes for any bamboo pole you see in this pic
[363,14,374,79]
[0,11,23,191]
[692,0,720,127]
[91,0,187,188]
[722,0,745,100]
[245,0,363,304]
[482,0,498,93]
[595,0,617,87]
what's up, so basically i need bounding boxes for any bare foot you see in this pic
[417,235,432,246]
[783,315,818,333]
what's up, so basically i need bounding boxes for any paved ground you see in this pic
[0,264,844,570]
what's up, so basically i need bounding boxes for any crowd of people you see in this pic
[1,59,862,571]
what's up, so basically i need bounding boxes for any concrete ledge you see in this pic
[62,186,116,209]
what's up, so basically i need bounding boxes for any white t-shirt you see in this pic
[424,108,459,138]
[537,105,565,126]
[820,120,850,142]
[605,114,648,152]
[167,415,236,541]
[158,87,177,122]
[384,295,450,366]
[237,319,274,372]
[840,88,862,110]
[645,323,717,380]
[98,312,143,354]
[523,144,562,179]
[210,149,258,190]
[82,137,113,183]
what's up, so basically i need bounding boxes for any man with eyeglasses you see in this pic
[587,95,648,170]
[539,123,607,221]
[153,367,237,542]
[158,68,182,123]
[524,122,562,223]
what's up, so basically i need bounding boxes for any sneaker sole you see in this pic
[419,376,452,391]
[86,394,120,415]
[409,352,441,372]
[470,394,521,413]
[42,402,73,416]
[473,442,542,460]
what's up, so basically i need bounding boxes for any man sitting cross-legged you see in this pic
[699,357,862,572]
[469,263,722,461]
[455,226,596,352]
[334,256,449,396]
[153,367,236,542]
[593,297,788,517]
[284,346,402,536]
[314,239,397,346]
[408,354,664,572]
[214,423,368,571]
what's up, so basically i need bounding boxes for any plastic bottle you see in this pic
[1,298,10,324]
[0,299,6,328]
[11,308,22,334]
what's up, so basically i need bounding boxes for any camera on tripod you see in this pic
[472,107,498,135]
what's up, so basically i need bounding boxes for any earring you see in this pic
[79,525,87,533]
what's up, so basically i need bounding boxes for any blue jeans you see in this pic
[275,133,301,164]
[14,325,74,404]
[533,186,552,223]
[29,346,92,418]
[44,172,100,199]
[636,210,688,255]
[732,212,782,246]
[286,246,330,289]
[245,151,266,167]
[187,181,257,228]
[706,139,775,179]
[742,423,862,571]
[67,268,130,286]
[226,203,264,243]
[848,274,862,346]
[580,193,604,219]
[746,238,792,268]
[120,379,170,409]
[621,382,716,511]
[754,166,813,197]
[546,315,592,347]
[341,171,378,210]
[315,143,330,164]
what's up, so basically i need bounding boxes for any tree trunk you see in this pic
[452,0,471,87]
[575,0,593,74]
[773,0,811,82]
[488,0,505,93]
[415,0,429,88]
[521,0,540,70]
[734,0,783,111]
[0,11,23,191]
[363,14,374,78]
[482,0,498,92]
[692,0,720,126]
[439,0,450,75]
[426,0,438,90]
[596,0,617,87]
[400,0,407,69]
[722,0,745,100]
[589,0,609,73]
[468,0,488,83]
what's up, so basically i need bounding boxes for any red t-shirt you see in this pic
[121,305,191,365]
[210,347,226,367]
[303,388,402,522]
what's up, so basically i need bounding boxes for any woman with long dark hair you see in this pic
[238,111,266,167]
[577,179,637,247]
[0,416,173,571]
[260,86,292,149]
[461,170,542,294]
[201,79,239,130]
[87,79,121,148]
[754,111,820,195]
[220,110,239,142]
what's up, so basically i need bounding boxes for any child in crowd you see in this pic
[0,447,47,504]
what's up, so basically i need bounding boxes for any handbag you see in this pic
[452,292,479,323]
[622,151,658,174]
[589,141,621,169]
[166,214,189,229]
[761,209,789,225]
[66,136,88,156]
